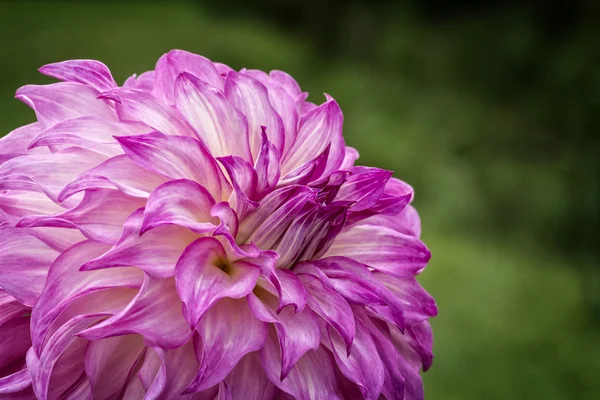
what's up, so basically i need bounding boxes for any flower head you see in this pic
[0,50,436,399]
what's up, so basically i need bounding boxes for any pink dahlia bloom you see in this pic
[0,50,436,400]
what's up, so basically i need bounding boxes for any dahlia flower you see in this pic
[0,50,436,400]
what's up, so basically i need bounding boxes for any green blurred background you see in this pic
[1,1,598,398]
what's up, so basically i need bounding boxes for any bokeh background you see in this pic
[1,0,598,398]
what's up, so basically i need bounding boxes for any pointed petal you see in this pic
[281,99,344,178]
[225,352,276,400]
[328,319,384,399]
[0,190,64,226]
[247,189,316,250]
[81,208,196,278]
[269,70,302,98]
[59,154,168,201]
[143,340,199,400]
[124,70,155,92]
[0,123,47,165]
[99,88,196,137]
[31,240,143,355]
[312,257,405,329]
[224,72,285,158]
[154,50,223,103]
[248,291,319,380]
[359,314,407,400]
[115,132,227,201]
[174,72,252,161]
[0,148,106,202]
[28,313,107,399]
[254,129,281,196]
[356,204,422,238]
[217,156,258,220]
[39,59,118,93]
[27,226,86,253]
[141,179,218,234]
[242,70,299,158]
[297,273,355,354]
[275,269,307,313]
[297,203,347,261]
[0,368,32,395]
[278,144,330,187]
[28,115,148,157]
[325,224,431,278]
[274,204,318,268]
[175,237,260,328]
[17,189,145,244]
[373,273,437,325]
[84,334,146,400]
[335,167,393,211]
[16,82,116,129]
[237,185,312,243]
[340,147,359,170]
[260,330,338,400]
[79,275,191,348]
[347,178,414,225]
[186,298,267,392]
[0,225,58,306]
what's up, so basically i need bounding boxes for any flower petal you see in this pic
[335,167,393,211]
[260,329,338,400]
[359,314,408,400]
[124,70,155,92]
[281,99,344,178]
[0,190,66,226]
[340,147,359,170]
[186,298,267,392]
[81,208,197,278]
[79,275,191,348]
[253,129,281,196]
[28,115,148,157]
[115,132,227,201]
[30,240,143,355]
[217,156,259,220]
[0,123,47,165]
[246,189,316,250]
[237,185,313,243]
[16,82,116,129]
[328,319,384,399]
[325,224,431,278]
[99,88,196,138]
[17,189,146,244]
[39,59,118,93]
[275,269,307,313]
[84,334,146,400]
[141,179,218,234]
[224,72,285,158]
[373,273,437,325]
[356,204,422,238]
[144,340,199,400]
[248,290,319,380]
[224,352,276,400]
[28,313,107,399]
[175,237,260,328]
[297,273,355,354]
[273,204,318,268]
[154,49,223,103]
[0,368,32,396]
[0,225,58,306]
[59,154,168,201]
[0,148,106,202]
[174,72,252,162]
